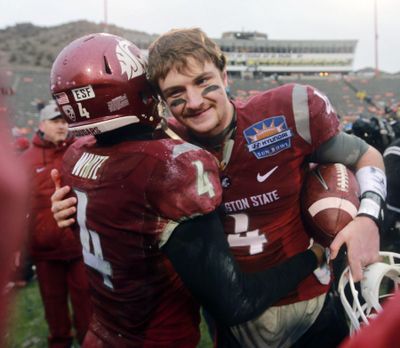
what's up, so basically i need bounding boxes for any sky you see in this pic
[1,0,399,73]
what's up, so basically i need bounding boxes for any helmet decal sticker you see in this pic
[107,94,130,113]
[71,85,96,102]
[62,105,76,121]
[54,92,69,105]
[116,40,147,80]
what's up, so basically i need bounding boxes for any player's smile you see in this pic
[159,57,234,137]
[184,105,213,122]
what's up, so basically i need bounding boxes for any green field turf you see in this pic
[5,280,213,347]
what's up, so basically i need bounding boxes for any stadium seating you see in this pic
[4,68,51,137]
[229,75,400,123]
[4,67,400,139]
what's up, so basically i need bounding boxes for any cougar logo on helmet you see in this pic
[116,40,147,80]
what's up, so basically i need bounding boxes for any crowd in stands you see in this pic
[2,68,51,139]
[229,74,400,125]
[3,69,400,141]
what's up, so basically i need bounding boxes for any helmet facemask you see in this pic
[339,251,400,334]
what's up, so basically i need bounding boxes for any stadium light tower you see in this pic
[103,0,108,33]
[374,0,379,77]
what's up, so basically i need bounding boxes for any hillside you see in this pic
[0,20,158,69]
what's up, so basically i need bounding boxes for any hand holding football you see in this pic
[301,163,360,247]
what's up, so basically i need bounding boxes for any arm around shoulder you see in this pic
[162,211,322,326]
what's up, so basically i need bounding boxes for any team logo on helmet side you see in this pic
[116,40,147,80]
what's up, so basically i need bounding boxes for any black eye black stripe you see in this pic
[202,85,220,96]
[170,98,186,108]
[169,85,221,108]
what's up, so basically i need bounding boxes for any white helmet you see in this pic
[338,251,400,334]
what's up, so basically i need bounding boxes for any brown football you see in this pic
[301,163,360,247]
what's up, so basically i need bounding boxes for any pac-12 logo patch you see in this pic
[243,116,293,159]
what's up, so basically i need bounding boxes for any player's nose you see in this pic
[186,88,203,110]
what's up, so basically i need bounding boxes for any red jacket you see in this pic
[21,132,82,261]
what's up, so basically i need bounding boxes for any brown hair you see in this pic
[148,28,226,94]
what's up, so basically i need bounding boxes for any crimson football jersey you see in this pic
[170,83,340,306]
[222,84,339,304]
[61,135,222,347]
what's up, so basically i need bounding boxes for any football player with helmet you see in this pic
[52,29,386,347]
[50,33,327,347]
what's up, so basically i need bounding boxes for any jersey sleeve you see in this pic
[307,85,341,150]
[146,142,222,222]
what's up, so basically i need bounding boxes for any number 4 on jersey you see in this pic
[228,213,267,255]
[192,160,215,198]
[75,189,113,289]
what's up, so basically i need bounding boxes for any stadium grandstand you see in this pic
[1,67,51,138]
[214,31,400,131]
[229,75,400,121]
[1,29,400,140]
[215,31,357,78]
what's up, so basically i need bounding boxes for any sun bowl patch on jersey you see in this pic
[301,163,360,247]
[243,116,293,159]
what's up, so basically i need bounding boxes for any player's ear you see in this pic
[222,69,228,87]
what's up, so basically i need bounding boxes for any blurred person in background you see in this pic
[21,102,91,348]
[9,127,32,289]
[382,139,400,252]
[0,76,27,346]
[13,135,30,153]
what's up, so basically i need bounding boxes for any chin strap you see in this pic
[160,118,183,141]
[157,100,184,141]
[220,139,234,170]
